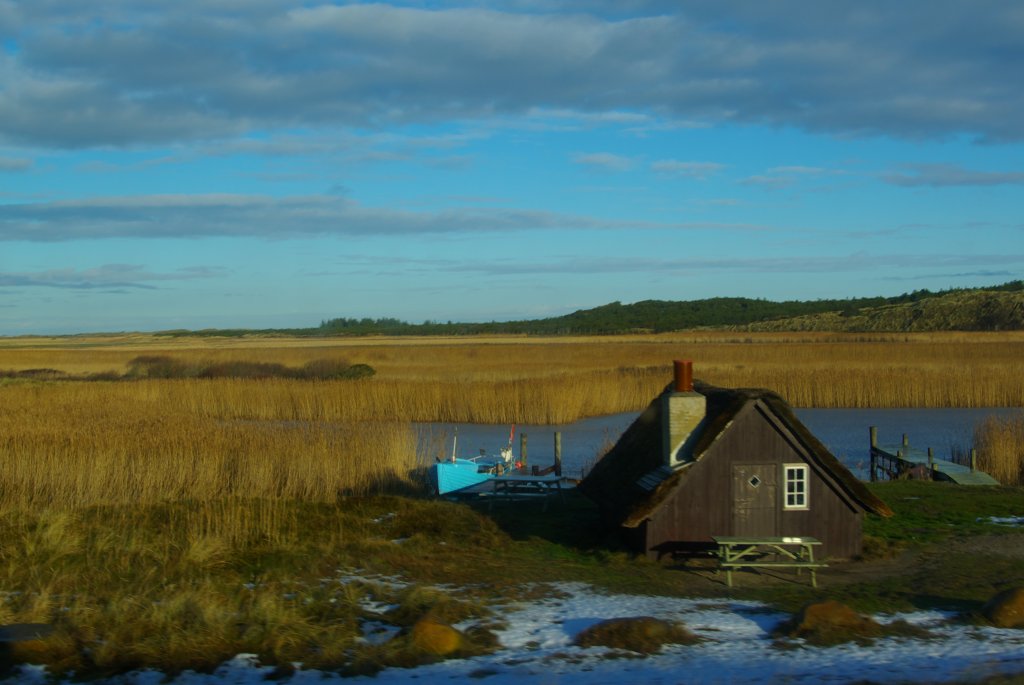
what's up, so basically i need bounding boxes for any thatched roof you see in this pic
[578,380,892,528]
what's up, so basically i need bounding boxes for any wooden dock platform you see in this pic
[869,427,999,485]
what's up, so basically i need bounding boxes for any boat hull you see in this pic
[431,459,495,495]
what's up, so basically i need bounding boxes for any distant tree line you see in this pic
[155,281,1023,338]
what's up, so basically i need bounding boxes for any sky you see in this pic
[1,1,1023,335]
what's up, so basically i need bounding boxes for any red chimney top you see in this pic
[674,359,693,393]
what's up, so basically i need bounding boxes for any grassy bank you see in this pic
[0,498,508,676]
[0,482,1020,678]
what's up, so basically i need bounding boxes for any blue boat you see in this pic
[430,427,517,495]
[431,458,499,495]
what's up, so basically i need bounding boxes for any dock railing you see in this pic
[869,427,997,485]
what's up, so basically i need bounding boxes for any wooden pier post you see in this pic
[520,433,528,469]
[970,448,977,472]
[928,447,936,478]
[869,427,878,482]
[554,432,562,476]
[902,434,909,448]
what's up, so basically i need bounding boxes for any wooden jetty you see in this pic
[869,427,999,485]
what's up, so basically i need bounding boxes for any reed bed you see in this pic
[0,385,419,509]
[1,332,1022,509]
[973,414,1024,486]
[2,332,1022,409]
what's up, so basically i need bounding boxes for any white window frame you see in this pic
[783,463,809,510]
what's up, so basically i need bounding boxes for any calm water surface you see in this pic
[418,407,1024,480]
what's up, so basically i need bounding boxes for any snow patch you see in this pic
[982,515,1024,527]
[5,582,1024,684]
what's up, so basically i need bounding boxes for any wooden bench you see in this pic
[488,474,564,511]
[712,536,826,588]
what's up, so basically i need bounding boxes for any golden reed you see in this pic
[2,332,1022,507]
[974,414,1024,486]
[2,331,1022,408]
[0,383,419,509]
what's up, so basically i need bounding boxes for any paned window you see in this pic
[783,464,809,510]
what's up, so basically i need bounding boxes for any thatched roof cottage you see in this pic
[579,361,891,559]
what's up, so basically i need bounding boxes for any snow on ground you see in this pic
[10,583,1024,685]
[983,516,1024,527]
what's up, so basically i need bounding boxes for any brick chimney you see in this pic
[662,360,706,468]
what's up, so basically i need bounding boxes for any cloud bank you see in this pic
[882,164,1024,187]
[2,2,1022,148]
[0,264,226,290]
[0,194,766,241]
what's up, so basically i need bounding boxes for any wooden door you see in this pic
[732,464,778,537]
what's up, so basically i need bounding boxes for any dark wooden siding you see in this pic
[643,401,864,560]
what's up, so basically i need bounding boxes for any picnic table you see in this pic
[488,473,564,511]
[712,536,826,588]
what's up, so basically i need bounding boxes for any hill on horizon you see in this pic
[143,281,1024,338]
[492,282,1024,334]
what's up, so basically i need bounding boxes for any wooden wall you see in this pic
[643,401,864,560]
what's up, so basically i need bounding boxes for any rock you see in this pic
[0,624,56,673]
[776,600,882,644]
[982,588,1024,628]
[0,624,53,643]
[409,617,464,656]
[573,616,697,654]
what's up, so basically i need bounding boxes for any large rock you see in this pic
[776,600,882,644]
[408,617,464,656]
[982,588,1024,628]
[573,616,697,654]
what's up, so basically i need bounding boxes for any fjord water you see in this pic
[418,408,1024,480]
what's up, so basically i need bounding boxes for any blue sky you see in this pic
[1,1,1022,334]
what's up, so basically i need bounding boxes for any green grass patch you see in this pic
[864,481,1024,545]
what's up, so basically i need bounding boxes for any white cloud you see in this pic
[651,160,725,179]
[882,163,1024,187]
[0,156,32,171]
[0,194,765,241]
[2,2,1022,147]
[767,166,826,175]
[742,165,847,189]
[741,175,794,189]
[339,251,1024,277]
[572,152,636,172]
[0,264,228,290]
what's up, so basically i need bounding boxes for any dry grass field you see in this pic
[3,330,1023,404]
[1,331,1022,508]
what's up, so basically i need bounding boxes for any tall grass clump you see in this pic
[0,499,505,678]
[974,414,1024,486]
[126,355,376,380]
